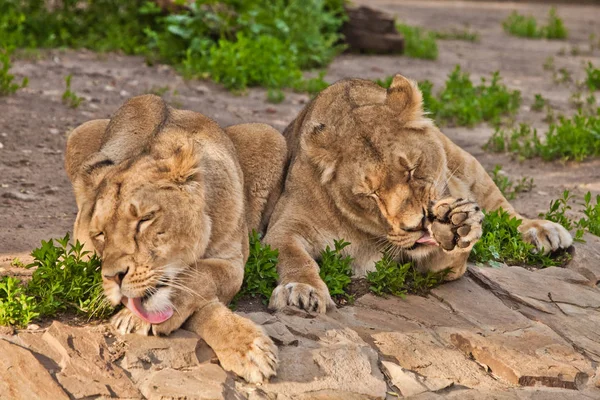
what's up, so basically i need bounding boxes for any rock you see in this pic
[194,84,211,94]
[241,312,298,346]
[49,128,59,135]
[137,364,238,400]
[381,361,429,397]
[42,321,141,399]
[470,265,600,362]
[373,330,503,390]
[118,328,214,382]
[565,233,600,284]
[0,325,14,336]
[1,190,36,202]
[445,326,592,389]
[342,6,404,54]
[26,323,41,330]
[0,142,3,149]
[0,339,70,400]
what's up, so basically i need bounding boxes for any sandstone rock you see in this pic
[565,233,600,284]
[373,330,504,390]
[445,326,592,389]
[431,277,532,332]
[0,339,69,400]
[137,364,239,400]
[119,328,213,377]
[42,321,140,399]
[241,312,299,346]
[470,265,600,362]
[381,361,429,397]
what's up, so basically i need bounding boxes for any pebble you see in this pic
[0,142,3,149]
[2,191,36,202]
[26,324,41,331]
[120,90,130,97]
[49,128,59,135]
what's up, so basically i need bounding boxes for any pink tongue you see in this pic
[122,297,174,324]
[416,232,438,246]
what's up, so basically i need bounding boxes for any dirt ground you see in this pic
[1,0,600,254]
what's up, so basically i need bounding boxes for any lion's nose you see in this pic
[103,267,129,287]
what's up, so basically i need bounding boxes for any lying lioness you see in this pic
[265,75,573,313]
[65,94,286,383]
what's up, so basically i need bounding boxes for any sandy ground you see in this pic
[1,0,600,253]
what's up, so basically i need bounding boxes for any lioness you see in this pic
[65,94,286,383]
[265,75,573,313]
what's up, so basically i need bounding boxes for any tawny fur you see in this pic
[265,75,573,313]
[65,94,286,383]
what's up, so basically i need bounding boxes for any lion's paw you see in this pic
[111,308,151,336]
[518,219,573,254]
[268,281,333,313]
[431,198,484,252]
[217,328,278,384]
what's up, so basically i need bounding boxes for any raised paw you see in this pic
[518,219,573,254]
[268,281,334,313]
[430,198,484,252]
[216,321,278,384]
[111,308,151,336]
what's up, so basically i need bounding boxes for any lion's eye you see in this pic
[93,232,105,242]
[370,190,380,199]
[137,213,155,232]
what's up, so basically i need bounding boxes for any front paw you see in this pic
[430,198,484,252]
[216,319,278,384]
[111,308,151,336]
[268,280,334,313]
[518,219,573,254]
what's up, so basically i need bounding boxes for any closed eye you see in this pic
[136,213,155,233]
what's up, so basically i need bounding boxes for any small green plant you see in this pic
[532,93,547,111]
[396,23,438,60]
[543,56,555,71]
[585,62,600,91]
[489,165,534,200]
[434,28,479,42]
[484,110,600,162]
[375,76,394,89]
[234,231,279,304]
[540,190,585,241]
[366,254,449,298]
[318,240,353,301]
[147,85,170,96]
[10,257,25,268]
[470,209,563,268]
[0,48,28,96]
[554,67,572,84]
[0,277,39,327]
[579,192,600,236]
[423,66,521,127]
[502,7,567,39]
[62,74,83,108]
[267,88,285,104]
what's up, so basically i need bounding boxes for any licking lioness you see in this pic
[265,75,573,313]
[65,94,286,383]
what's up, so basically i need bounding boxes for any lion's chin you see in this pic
[121,292,174,324]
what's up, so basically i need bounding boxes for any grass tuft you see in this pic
[62,74,84,108]
[318,239,354,301]
[0,48,28,96]
[586,62,600,91]
[489,165,534,200]
[396,23,438,60]
[234,231,279,304]
[502,7,567,39]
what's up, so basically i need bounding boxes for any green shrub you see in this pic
[366,254,449,297]
[0,277,39,327]
[586,62,600,91]
[234,231,279,304]
[469,209,563,268]
[485,110,600,161]
[318,240,353,300]
[62,74,84,108]
[502,7,567,39]
[0,48,28,96]
[396,23,438,60]
[532,93,546,111]
[579,192,600,236]
[426,66,521,127]
[540,190,585,242]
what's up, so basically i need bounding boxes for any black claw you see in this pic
[298,297,305,310]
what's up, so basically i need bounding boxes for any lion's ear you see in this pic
[386,74,428,126]
[302,122,338,184]
[158,139,201,185]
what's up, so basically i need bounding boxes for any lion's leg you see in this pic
[264,229,335,313]
[415,248,470,281]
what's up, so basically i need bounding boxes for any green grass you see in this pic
[485,109,600,161]
[489,165,534,200]
[422,66,521,127]
[0,234,111,328]
[366,254,449,297]
[318,239,354,301]
[62,74,83,108]
[434,28,479,42]
[0,0,346,98]
[579,191,600,236]
[396,23,438,60]
[469,209,565,268]
[532,93,547,111]
[540,190,585,242]
[0,48,27,96]
[234,231,279,304]
[586,62,600,91]
[502,7,567,40]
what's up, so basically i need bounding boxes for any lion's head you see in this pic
[301,75,449,258]
[81,131,210,324]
